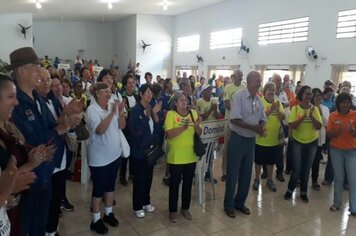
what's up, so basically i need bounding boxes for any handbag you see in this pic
[75,121,89,141]
[119,129,130,158]
[143,142,165,166]
[65,132,77,152]
[188,110,206,157]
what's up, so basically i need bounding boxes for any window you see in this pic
[210,28,243,49]
[177,35,200,52]
[262,70,291,85]
[207,65,239,79]
[337,9,356,39]
[258,17,309,45]
[256,65,305,86]
[175,66,199,78]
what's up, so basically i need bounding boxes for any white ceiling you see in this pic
[0,0,228,21]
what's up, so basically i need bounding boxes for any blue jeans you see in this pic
[330,148,356,213]
[224,132,255,210]
[287,139,317,195]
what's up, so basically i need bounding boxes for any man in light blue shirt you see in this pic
[224,71,267,218]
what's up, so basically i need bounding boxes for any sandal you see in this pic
[312,182,321,191]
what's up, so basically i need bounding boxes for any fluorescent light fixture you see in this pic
[35,0,42,9]
[108,2,113,9]
[163,0,168,10]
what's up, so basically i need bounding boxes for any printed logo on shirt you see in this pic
[25,109,35,121]
[176,117,191,127]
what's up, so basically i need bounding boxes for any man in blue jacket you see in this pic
[8,47,81,236]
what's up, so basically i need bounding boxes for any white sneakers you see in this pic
[135,210,145,218]
[135,204,155,218]
[143,204,155,213]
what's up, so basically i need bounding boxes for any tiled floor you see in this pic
[59,154,355,235]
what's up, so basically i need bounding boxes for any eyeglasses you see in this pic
[252,100,257,113]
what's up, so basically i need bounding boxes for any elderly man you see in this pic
[9,47,81,235]
[224,71,266,218]
[340,81,356,106]
[36,68,79,236]
[221,70,245,181]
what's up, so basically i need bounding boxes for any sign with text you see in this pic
[201,119,227,143]
[58,64,70,70]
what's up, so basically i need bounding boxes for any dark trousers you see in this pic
[46,170,66,233]
[169,162,196,212]
[285,138,294,172]
[21,182,52,236]
[312,146,323,183]
[120,156,133,180]
[262,144,284,174]
[224,132,255,210]
[132,158,154,211]
[324,151,334,183]
[275,144,284,174]
[287,139,317,194]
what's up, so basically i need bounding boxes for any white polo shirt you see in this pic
[86,100,122,167]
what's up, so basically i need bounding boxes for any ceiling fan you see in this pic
[18,24,32,39]
[238,40,250,54]
[196,54,204,63]
[141,40,152,53]
[305,46,318,62]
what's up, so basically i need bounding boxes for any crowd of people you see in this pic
[0,46,355,235]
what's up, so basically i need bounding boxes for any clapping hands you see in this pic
[27,144,56,170]
[152,101,162,114]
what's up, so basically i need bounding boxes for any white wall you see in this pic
[33,21,115,67]
[0,14,33,63]
[173,0,356,88]
[114,15,137,75]
[136,14,174,83]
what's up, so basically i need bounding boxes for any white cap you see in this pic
[201,84,212,91]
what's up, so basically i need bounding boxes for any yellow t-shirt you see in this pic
[116,82,123,90]
[223,83,245,119]
[164,110,198,164]
[256,97,285,147]
[288,105,322,144]
[70,93,88,107]
[196,98,218,121]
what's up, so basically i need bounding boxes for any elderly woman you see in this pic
[51,77,73,107]
[0,74,54,236]
[327,93,356,215]
[310,88,329,190]
[119,74,139,186]
[284,86,322,203]
[165,91,202,223]
[96,69,123,103]
[253,82,285,192]
[86,82,126,234]
[61,79,72,98]
[128,84,162,218]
